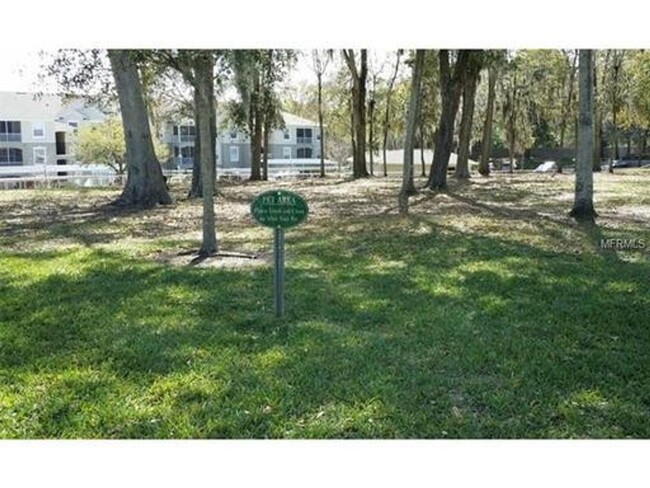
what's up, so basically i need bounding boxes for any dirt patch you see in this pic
[153,249,272,269]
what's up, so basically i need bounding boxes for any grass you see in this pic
[0,170,649,438]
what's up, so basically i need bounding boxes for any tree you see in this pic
[74,117,127,174]
[559,49,579,149]
[399,50,425,214]
[418,50,440,177]
[455,51,484,179]
[570,50,597,223]
[74,116,169,175]
[260,51,294,180]
[228,50,294,181]
[426,50,471,190]
[312,50,332,177]
[342,49,369,178]
[382,50,402,177]
[107,50,172,207]
[478,55,499,177]
[151,49,222,254]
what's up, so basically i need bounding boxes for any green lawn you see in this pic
[0,171,649,438]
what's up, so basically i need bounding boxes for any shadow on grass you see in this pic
[1,219,649,438]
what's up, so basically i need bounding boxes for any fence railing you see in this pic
[1,159,349,190]
[0,164,123,190]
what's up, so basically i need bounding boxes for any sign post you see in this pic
[273,227,285,318]
[251,190,309,318]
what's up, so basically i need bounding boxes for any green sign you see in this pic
[251,190,309,229]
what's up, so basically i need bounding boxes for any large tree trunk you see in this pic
[107,50,172,207]
[399,50,425,214]
[382,50,401,177]
[455,57,481,180]
[570,50,597,223]
[194,53,218,254]
[317,72,326,177]
[426,50,469,190]
[479,64,497,177]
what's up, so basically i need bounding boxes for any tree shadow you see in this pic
[2,219,648,438]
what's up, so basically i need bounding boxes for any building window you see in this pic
[0,147,23,165]
[230,129,237,140]
[68,121,78,128]
[172,125,178,136]
[297,147,312,159]
[283,147,291,159]
[0,121,22,142]
[283,130,289,140]
[179,125,196,141]
[296,128,312,144]
[32,122,45,139]
[180,146,195,158]
[230,146,240,163]
[33,147,46,165]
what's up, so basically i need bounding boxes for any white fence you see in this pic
[165,158,346,181]
[0,164,123,190]
[0,159,347,191]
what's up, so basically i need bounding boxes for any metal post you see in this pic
[273,227,285,318]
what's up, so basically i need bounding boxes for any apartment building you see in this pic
[161,111,322,169]
[0,91,105,167]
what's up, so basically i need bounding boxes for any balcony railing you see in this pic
[176,156,194,168]
[296,137,313,144]
[0,134,22,142]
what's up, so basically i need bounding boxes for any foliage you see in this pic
[226,50,296,135]
[73,117,169,174]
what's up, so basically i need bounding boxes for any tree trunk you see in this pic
[593,54,602,172]
[350,93,356,168]
[344,49,369,179]
[368,97,375,176]
[399,50,425,214]
[194,53,218,254]
[250,71,263,181]
[107,50,172,207]
[419,123,426,177]
[507,69,518,174]
[317,72,326,177]
[570,50,597,223]
[560,51,578,149]
[426,50,469,190]
[188,88,203,199]
[262,121,270,181]
[419,97,426,178]
[383,51,401,177]
[479,64,497,177]
[455,62,480,179]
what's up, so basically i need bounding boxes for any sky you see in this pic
[0,49,331,94]
[0,48,51,92]
[1,0,645,96]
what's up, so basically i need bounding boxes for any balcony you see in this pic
[176,156,194,168]
[296,136,313,144]
[0,134,22,143]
